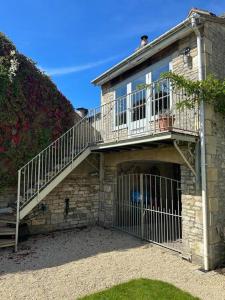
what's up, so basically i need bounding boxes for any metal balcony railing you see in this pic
[87,78,199,143]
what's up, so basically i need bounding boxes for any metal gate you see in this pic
[113,173,182,252]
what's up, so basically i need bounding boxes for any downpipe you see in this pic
[191,13,209,271]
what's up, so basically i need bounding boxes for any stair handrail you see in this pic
[17,78,199,211]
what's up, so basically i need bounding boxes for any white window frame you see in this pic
[149,58,172,121]
[113,85,128,130]
[112,56,173,131]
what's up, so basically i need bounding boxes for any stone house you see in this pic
[1,8,225,271]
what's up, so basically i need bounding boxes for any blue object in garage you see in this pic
[131,190,141,203]
[131,190,151,204]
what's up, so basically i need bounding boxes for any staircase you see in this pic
[0,113,100,251]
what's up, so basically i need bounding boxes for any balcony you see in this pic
[85,79,199,149]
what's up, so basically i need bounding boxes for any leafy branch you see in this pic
[161,71,225,114]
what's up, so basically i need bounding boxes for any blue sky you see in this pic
[1,1,225,108]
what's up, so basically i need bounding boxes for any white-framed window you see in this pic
[115,85,127,128]
[151,62,171,118]
[112,56,172,129]
[130,74,147,122]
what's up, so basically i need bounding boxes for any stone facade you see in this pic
[98,22,225,269]
[98,164,117,227]
[24,154,100,234]
[99,33,199,143]
[201,21,225,268]
[181,165,203,265]
[0,186,17,208]
[204,104,225,268]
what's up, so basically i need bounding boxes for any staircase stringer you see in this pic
[19,147,91,220]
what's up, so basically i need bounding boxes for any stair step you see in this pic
[0,238,15,248]
[0,227,16,235]
[0,214,16,224]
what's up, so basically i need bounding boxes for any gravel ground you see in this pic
[0,226,225,300]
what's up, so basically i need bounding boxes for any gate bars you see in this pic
[113,173,182,252]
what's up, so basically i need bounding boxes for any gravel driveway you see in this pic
[0,226,225,300]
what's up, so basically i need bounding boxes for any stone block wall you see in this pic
[203,21,225,268]
[204,103,225,268]
[181,165,203,265]
[25,154,100,234]
[99,154,117,227]
[172,33,198,80]
[0,186,17,208]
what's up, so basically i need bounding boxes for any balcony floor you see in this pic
[91,130,199,152]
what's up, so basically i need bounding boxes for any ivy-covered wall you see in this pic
[0,33,75,190]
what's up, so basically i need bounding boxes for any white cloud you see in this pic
[40,55,120,76]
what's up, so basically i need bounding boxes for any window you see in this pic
[151,63,170,116]
[131,75,146,122]
[115,85,127,126]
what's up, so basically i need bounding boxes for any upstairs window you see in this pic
[131,75,146,122]
[115,85,127,127]
[151,63,170,116]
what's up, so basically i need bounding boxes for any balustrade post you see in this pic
[37,154,41,197]
[72,126,75,163]
[15,169,21,252]
[140,173,144,239]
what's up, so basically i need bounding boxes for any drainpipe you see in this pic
[190,13,209,271]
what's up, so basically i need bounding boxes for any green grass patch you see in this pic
[80,278,199,300]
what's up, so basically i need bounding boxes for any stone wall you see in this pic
[0,186,17,208]
[181,165,203,265]
[204,21,225,79]
[172,33,198,80]
[202,21,225,269]
[25,154,100,234]
[98,162,117,228]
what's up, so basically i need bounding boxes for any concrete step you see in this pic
[0,238,15,248]
[0,227,16,235]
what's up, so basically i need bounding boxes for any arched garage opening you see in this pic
[114,160,182,252]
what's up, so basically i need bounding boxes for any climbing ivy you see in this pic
[0,33,75,190]
[161,71,225,114]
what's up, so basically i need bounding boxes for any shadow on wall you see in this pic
[0,226,147,276]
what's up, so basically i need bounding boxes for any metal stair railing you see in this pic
[17,115,98,213]
[15,113,101,250]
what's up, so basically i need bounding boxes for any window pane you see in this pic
[115,85,127,126]
[152,63,169,82]
[151,63,170,116]
[131,75,146,121]
[131,75,146,92]
[115,85,127,98]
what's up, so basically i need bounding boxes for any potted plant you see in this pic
[158,109,175,131]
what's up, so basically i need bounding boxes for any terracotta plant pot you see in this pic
[159,116,175,131]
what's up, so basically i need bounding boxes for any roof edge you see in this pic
[91,17,191,86]
[91,11,225,87]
